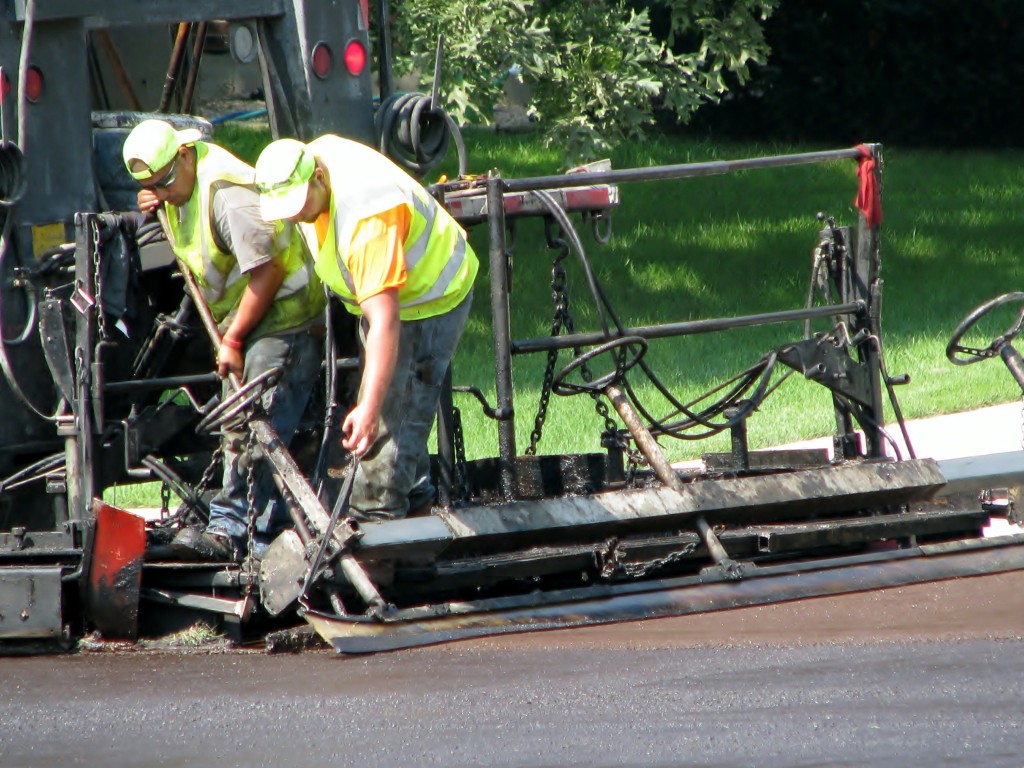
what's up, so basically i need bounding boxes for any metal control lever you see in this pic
[552,335,744,579]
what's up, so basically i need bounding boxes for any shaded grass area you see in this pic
[214,126,1024,462]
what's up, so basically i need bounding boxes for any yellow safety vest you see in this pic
[165,143,325,337]
[299,135,477,322]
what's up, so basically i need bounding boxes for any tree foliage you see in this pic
[388,0,777,162]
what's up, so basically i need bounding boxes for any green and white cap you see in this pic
[254,138,316,221]
[122,119,202,180]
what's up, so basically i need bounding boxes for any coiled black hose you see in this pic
[375,91,466,179]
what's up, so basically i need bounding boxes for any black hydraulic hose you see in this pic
[376,91,466,178]
[533,189,777,440]
[0,208,56,420]
[0,451,63,493]
[312,293,338,495]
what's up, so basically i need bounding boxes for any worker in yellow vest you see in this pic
[122,119,325,561]
[254,135,477,521]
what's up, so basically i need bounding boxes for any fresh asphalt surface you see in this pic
[2,404,1023,767]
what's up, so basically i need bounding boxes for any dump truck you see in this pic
[1,0,1022,654]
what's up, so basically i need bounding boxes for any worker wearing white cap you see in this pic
[123,119,325,561]
[254,135,477,521]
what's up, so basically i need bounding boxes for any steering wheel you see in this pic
[552,336,648,396]
[946,292,1024,365]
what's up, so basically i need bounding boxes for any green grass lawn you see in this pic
[204,126,1024,466]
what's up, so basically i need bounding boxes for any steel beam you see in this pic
[355,459,947,559]
[8,1,286,25]
[936,451,1024,497]
[305,535,1024,653]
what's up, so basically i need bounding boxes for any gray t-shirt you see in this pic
[208,181,287,274]
[203,181,315,338]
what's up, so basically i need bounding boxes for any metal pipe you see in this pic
[105,372,219,393]
[606,384,738,574]
[1000,344,1024,393]
[512,302,864,355]
[494,147,866,194]
[180,21,207,114]
[376,0,394,101]
[158,22,191,113]
[486,172,517,498]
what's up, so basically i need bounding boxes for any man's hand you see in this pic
[342,402,378,457]
[342,290,401,458]
[217,342,244,379]
[137,188,161,215]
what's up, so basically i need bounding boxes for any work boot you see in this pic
[166,526,242,562]
[407,500,433,518]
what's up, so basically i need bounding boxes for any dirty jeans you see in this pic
[206,329,321,546]
[349,290,473,521]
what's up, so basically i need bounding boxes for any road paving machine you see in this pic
[1,0,1023,654]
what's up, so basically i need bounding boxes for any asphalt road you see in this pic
[2,571,1022,768]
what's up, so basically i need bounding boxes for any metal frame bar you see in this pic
[7,1,286,26]
[480,146,884,484]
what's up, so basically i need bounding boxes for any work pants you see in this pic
[348,290,473,520]
[206,329,321,545]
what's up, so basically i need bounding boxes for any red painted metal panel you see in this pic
[85,501,146,640]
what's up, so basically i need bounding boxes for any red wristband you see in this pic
[221,336,244,351]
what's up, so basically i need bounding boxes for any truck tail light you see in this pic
[343,39,366,76]
[311,43,333,79]
[25,66,44,102]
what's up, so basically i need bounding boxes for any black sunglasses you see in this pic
[148,156,179,190]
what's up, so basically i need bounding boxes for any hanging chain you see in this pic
[159,482,172,521]
[527,240,572,455]
[172,443,223,524]
[527,232,627,457]
[90,218,109,341]
[243,424,259,588]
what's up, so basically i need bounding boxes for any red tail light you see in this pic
[311,43,333,79]
[343,39,366,76]
[25,66,44,102]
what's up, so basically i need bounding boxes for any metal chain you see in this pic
[90,218,109,341]
[159,482,172,521]
[597,536,700,581]
[173,443,222,523]
[527,235,628,457]
[527,242,572,455]
[244,425,259,589]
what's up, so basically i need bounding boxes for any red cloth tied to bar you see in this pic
[854,144,882,228]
